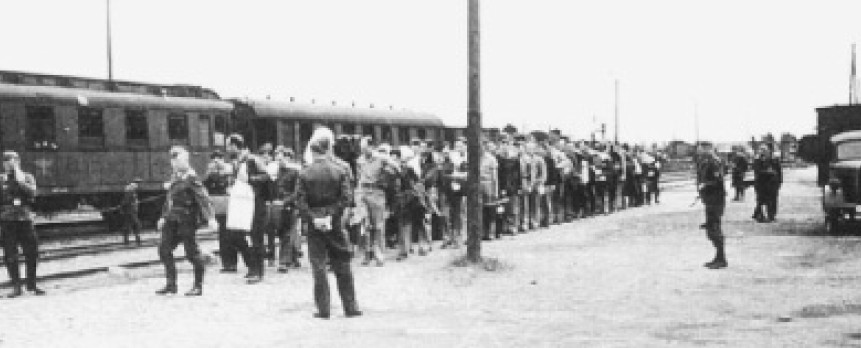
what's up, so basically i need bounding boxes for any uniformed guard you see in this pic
[1,151,44,297]
[156,146,216,296]
[697,144,728,269]
[120,178,143,246]
[296,127,362,319]
[731,148,749,202]
[752,144,782,222]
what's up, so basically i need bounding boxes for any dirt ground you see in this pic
[2,166,861,347]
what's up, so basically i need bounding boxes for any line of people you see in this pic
[201,130,668,277]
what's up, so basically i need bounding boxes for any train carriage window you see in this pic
[342,124,356,136]
[417,128,427,141]
[78,107,105,148]
[381,126,393,144]
[299,122,313,151]
[167,113,189,145]
[26,106,58,151]
[398,127,409,145]
[125,110,148,148]
[198,115,212,148]
[213,115,227,146]
[362,125,374,139]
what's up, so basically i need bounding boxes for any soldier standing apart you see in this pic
[120,178,143,246]
[156,146,215,296]
[697,144,728,269]
[752,144,782,222]
[1,151,44,297]
[297,127,362,319]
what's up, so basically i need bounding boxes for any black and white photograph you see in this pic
[2,0,861,346]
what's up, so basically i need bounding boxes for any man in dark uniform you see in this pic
[752,144,782,222]
[120,178,143,246]
[731,148,749,202]
[156,146,215,296]
[697,144,728,269]
[1,151,44,297]
[296,127,362,319]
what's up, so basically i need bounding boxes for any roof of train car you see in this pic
[235,99,444,127]
[0,83,233,112]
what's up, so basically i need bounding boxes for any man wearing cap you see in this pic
[355,137,397,265]
[226,134,271,283]
[156,146,216,296]
[204,149,246,273]
[697,143,728,269]
[120,177,143,246]
[297,127,361,319]
[1,151,44,297]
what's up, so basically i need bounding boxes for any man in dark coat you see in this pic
[752,144,782,222]
[1,151,44,297]
[296,127,361,319]
[697,144,728,269]
[156,146,215,296]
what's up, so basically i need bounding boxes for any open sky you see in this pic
[2,0,860,143]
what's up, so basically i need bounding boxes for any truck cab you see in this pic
[822,130,861,232]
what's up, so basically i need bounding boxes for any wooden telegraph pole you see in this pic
[466,0,482,262]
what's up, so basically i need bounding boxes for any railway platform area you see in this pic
[2,167,861,347]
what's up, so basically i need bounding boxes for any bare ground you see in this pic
[2,167,861,347]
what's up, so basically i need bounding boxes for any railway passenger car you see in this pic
[229,99,449,151]
[0,70,463,229]
[0,70,233,226]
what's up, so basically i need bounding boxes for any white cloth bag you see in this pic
[227,180,255,231]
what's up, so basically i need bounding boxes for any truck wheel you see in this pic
[825,213,840,235]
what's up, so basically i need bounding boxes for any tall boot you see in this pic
[156,256,178,294]
[707,238,728,269]
[5,262,22,298]
[25,258,45,295]
[186,267,204,296]
[247,247,264,284]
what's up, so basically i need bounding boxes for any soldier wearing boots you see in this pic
[752,144,782,223]
[697,144,728,269]
[155,146,216,296]
[297,127,362,319]
[1,151,44,297]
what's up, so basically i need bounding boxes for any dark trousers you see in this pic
[594,181,607,214]
[308,212,358,316]
[248,199,268,277]
[569,182,585,218]
[483,205,498,239]
[584,183,596,215]
[122,213,141,243]
[606,179,618,213]
[217,214,250,270]
[1,221,39,288]
[754,186,779,220]
[159,216,204,287]
[704,203,726,261]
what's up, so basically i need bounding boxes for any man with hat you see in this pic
[156,146,216,296]
[1,150,44,297]
[120,177,143,246]
[697,143,728,269]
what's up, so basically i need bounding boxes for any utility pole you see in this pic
[466,0,482,262]
[614,79,619,143]
[106,0,114,90]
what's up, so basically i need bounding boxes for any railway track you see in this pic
[0,173,697,271]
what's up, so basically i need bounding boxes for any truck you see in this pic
[799,105,861,232]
